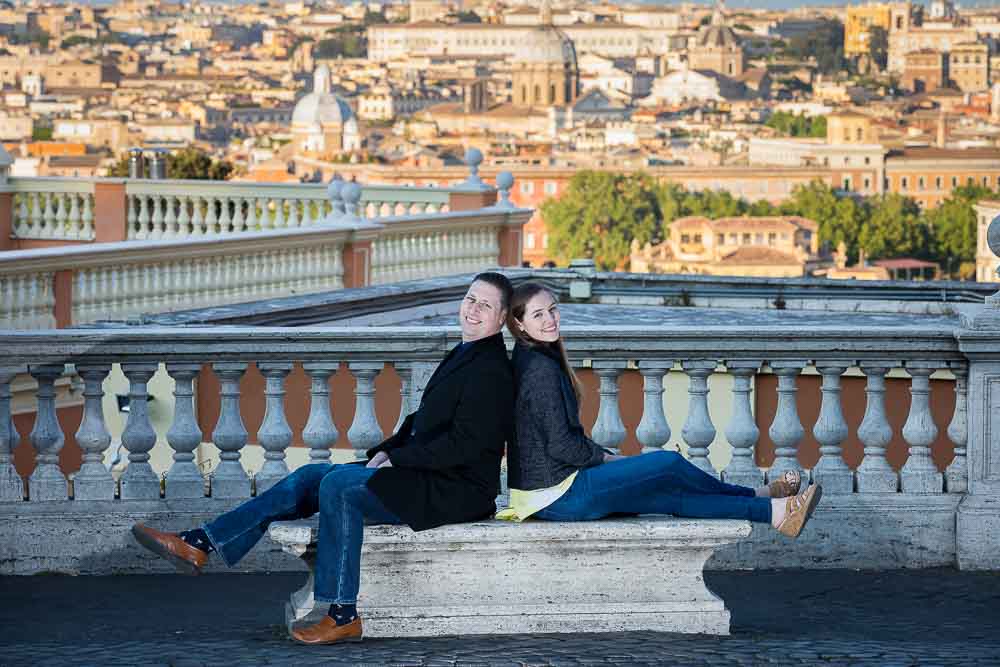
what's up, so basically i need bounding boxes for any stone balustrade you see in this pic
[0,208,529,329]
[1,319,997,573]
[8,177,97,242]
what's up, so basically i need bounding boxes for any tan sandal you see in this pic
[768,470,802,499]
[777,484,823,538]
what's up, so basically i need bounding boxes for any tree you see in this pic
[541,171,663,270]
[781,180,864,260]
[867,26,888,72]
[859,194,930,260]
[106,147,233,180]
[923,184,991,277]
[453,10,482,23]
[32,126,52,141]
[783,19,846,74]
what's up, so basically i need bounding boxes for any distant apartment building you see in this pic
[357,84,449,121]
[902,49,947,92]
[888,7,978,73]
[974,199,1000,282]
[948,42,989,92]
[629,215,820,278]
[844,3,896,58]
[409,0,448,23]
[53,118,128,152]
[885,147,1000,207]
[0,114,32,141]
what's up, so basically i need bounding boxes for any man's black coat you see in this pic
[365,332,514,531]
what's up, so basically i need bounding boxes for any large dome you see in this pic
[515,0,576,66]
[292,65,354,126]
[696,8,739,49]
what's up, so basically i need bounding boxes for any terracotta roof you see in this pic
[888,147,1000,160]
[719,246,800,264]
[872,258,938,269]
[671,215,817,231]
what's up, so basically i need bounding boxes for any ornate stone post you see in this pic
[767,361,806,484]
[856,363,897,493]
[945,362,968,494]
[681,359,717,475]
[347,362,384,460]
[812,362,853,494]
[722,361,762,488]
[256,362,293,492]
[302,363,338,463]
[165,363,204,499]
[900,362,943,493]
[28,364,68,501]
[119,363,159,500]
[591,361,627,455]
[635,361,671,454]
[73,364,114,500]
[0,365,24,501]
[211,362,250,499]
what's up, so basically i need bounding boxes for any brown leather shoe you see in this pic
[776,484,823,538]
[291,616,363,645]
[131,523,208,575]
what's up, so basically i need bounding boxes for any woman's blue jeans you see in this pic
[202,463,402,604]
[534,450,772,524]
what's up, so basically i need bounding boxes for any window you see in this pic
[804,231,812,242]
[694,234,702,243]
[681,234,691,243]
[544,181,557,196]
[526,232,536,249]
[936,176,943,189]
[768,233,776,245]
[952,176,958,188]
[865,156,871,165]
[520,181,534,195]
[534,84,541,102]
[549,84,555,104]
[844,156,850,165]
[844,177,852,190]
[984,176,990,187]
[729,233,738,244]
[901,176,909,190]
[742,233,751,244]
[864,177,871,190]
[968,176,974,185]
[754,233,764,244]
[717,233,725,245]
[918,177,925,190]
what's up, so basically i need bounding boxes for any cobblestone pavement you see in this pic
[2,569,999,666]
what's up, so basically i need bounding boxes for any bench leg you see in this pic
[284,546,327,634]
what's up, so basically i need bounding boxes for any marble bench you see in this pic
[267,516,751,637]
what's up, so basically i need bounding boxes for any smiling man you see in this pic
[131,272,515,645]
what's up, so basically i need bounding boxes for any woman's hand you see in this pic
[366,451,389,469]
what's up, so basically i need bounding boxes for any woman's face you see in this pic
[517,291,560,343]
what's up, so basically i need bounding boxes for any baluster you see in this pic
[287,199,300,228]
[812,362,853,493]
[54,192,68,237]
[393,362,414,434]
[153,195,166,239]
[901,362,943,493]
[210,362,250,498]
[164,363,204,498]
[73,364,114,500]
[856,364,897,492]
[302,363,338,463]
[29,192,42,237]
[273,198,286,228]
[256,363,293,493]
[205,196,218,234]
[137,194,150,239]
[246,197,259,230]
[218,195,232,233]
[125,193,137,239]
[682,359,717,475]
[162,195,177,238]
[0,365,25,501]
[42,192,57,237]
[347,362,384,460]
[27,364,67,500]
[591,361,626,455]
[231,197,247,233]
[722,360,763,487]
[15,193,28,236]
[301,198,314,227]
[945,362,968,494]
[119,363,160,499]
[191,196,204,235]
[767,361,806,484]
[81,193,93,239]
[66,193,81,238]
[636,361,671,454]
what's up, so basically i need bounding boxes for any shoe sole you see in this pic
[291,635,363,646]
[131,525,202,576]
[805,484,823,522]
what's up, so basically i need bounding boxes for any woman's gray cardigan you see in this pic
[507,341,606,491]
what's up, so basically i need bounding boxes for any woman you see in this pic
[496,282,821,537]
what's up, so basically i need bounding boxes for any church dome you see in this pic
[695,8,739,49]
[292,65,354,126]
[515,0,576,66]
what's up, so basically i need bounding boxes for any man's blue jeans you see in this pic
[534,450,772,524]
[203,463,402,604]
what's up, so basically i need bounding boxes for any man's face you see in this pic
[459,280,506,342]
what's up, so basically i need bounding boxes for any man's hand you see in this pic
[603,453,624,463]
[366,451,389,469]
[377,458,393,468]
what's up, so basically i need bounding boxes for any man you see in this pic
[132,272,514,645]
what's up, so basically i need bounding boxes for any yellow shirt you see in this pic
[495,471,578,522]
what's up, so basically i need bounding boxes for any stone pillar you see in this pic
[52,269,73,328]
[956,213,1000,569]
[93,181,129,243]
[341,239,372,288]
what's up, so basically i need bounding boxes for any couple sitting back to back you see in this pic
[132,272,822,645]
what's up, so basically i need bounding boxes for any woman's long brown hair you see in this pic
[506,282,583,403]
